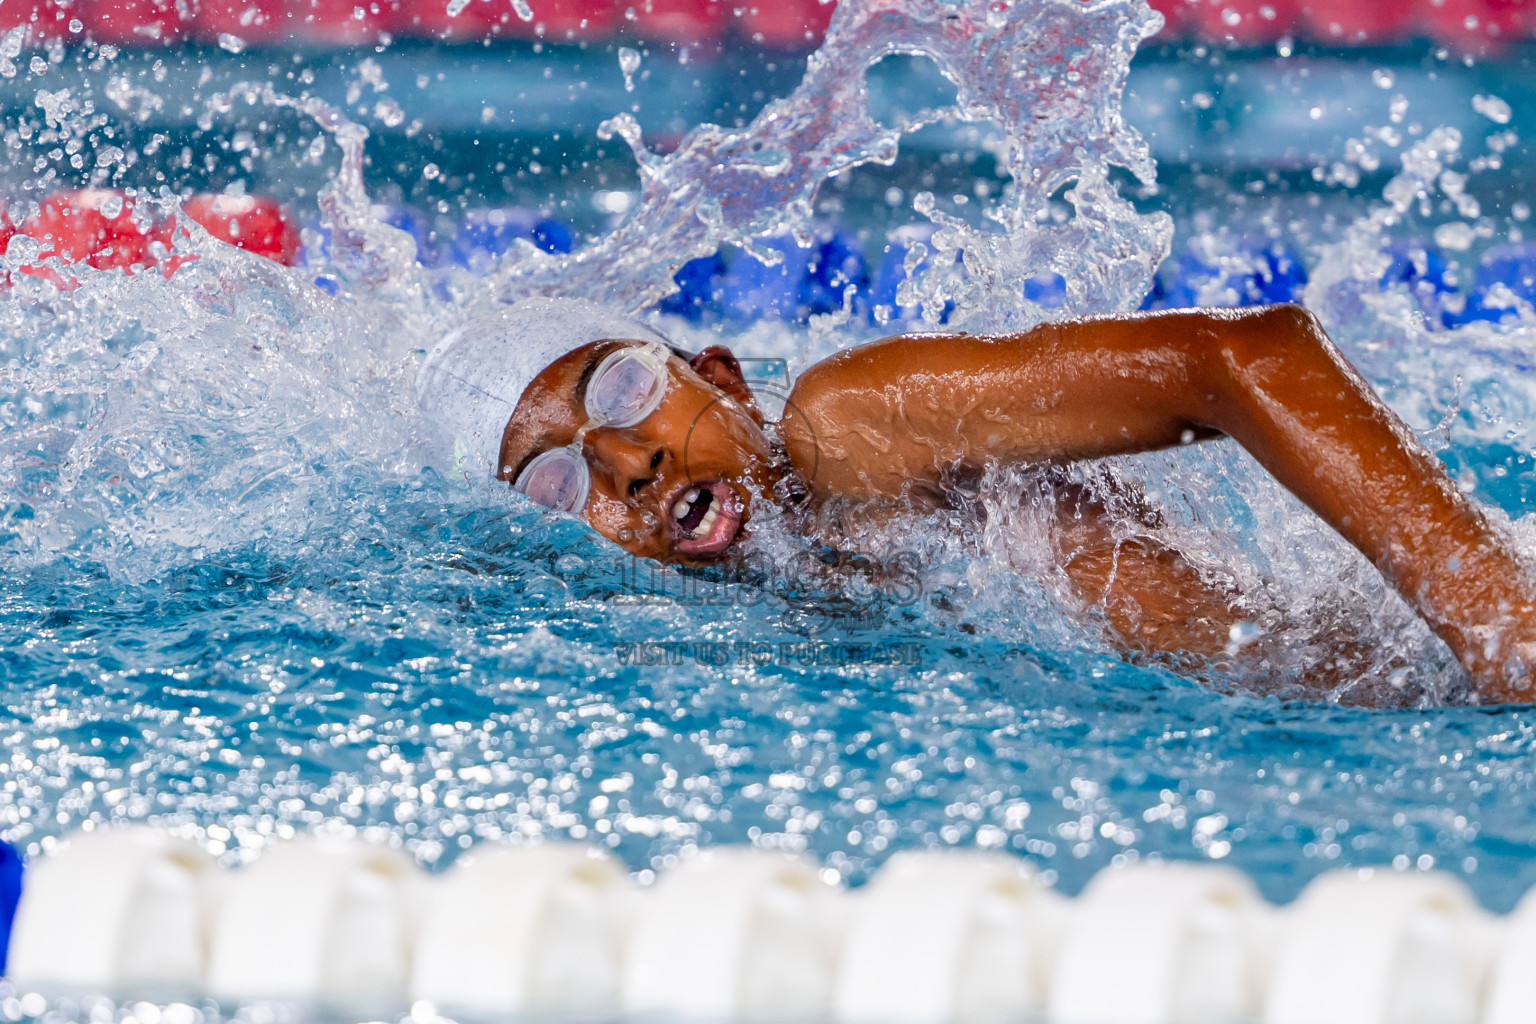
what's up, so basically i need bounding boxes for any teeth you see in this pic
[691,495,722,538]
[672,489,701,523]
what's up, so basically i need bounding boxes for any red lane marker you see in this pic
[736,0,833,49]
[1299,1,1414,44]
[632,0,725,46]
[9,190,300,290]
[188,0,289,47]
[0,206,15,261]
[182,193,302,266]
[289,0,393,46]
[1144,0,1191,38]
[1188,0,1301,44]
[82,0,187,45]
[389,0,504,42]
[502,0,617,42]
[16,189,175,286]
[1417,0,1529,51]
[0,0,73,43]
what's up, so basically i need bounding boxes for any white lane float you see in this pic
[1483,883,1536,1024]
[1049,859,1272,1024]
[410,843,628,1018]
[620,847,843,1022]
[204,835,417,1011]
[1263,868,1495,1024]
[7,826,217,998]
[8,827,1534,1024]
[833,849,1064,1024]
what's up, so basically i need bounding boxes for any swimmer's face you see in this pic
[498,340,779,566]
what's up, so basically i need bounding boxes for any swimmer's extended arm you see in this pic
[782,304,1536,700]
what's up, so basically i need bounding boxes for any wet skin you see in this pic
[499,304,1536,704]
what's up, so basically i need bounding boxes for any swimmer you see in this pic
[417,297,1536,704]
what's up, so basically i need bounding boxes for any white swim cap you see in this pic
[415,297,669,480]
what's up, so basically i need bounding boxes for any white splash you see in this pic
[484,0,1169,329]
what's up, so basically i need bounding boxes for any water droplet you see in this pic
[445,0,470,17]
[5,234,39,263]
[217,32,246,53]
[374,97,405,127]
[0,25,23,59]
[511,0,534,21]
[1225,620,1262,654]
[618,46,640,92]
[1472,93,1511,125]
[28,55,47,75]
[1433,221,1475,251]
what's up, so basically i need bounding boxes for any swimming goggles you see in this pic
[513,341,672,514]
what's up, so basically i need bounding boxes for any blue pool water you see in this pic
[3,0,1536,926]
[4,459,1536,911]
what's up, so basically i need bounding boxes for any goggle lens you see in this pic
[588,346,667,427]
[515,448,590,513]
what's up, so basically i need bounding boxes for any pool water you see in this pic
[2,0,1536,923]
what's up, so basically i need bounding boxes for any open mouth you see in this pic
[669,480,744,557]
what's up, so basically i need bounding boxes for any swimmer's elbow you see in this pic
[1195,303,1336,388]
[1252,301,1325,340]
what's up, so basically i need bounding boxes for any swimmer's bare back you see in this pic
[781,304,1536,702]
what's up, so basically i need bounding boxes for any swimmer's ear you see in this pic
[689,345,765,426]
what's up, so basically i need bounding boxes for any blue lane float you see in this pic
[803,230,872,320]
[1380,240,1457,300]
[657,225,931,327]
[1376,239,1536,330]
[449,208,574,274]
[713,230,872,324]
[654,253,729,321]
[1146,237,1309,310]
[301,204,437,293]
[1478,243,1536,305]
[870,223,957,325]
[297,216,1536,338]
[379,205,436,264]
[1377,239,1464,327]
[650,228,1310,327]
[304,205,573,276]
[718,233,819,323]
[1445,242,1536,327]
[0,841,18,976]
[302,213,1336,327]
